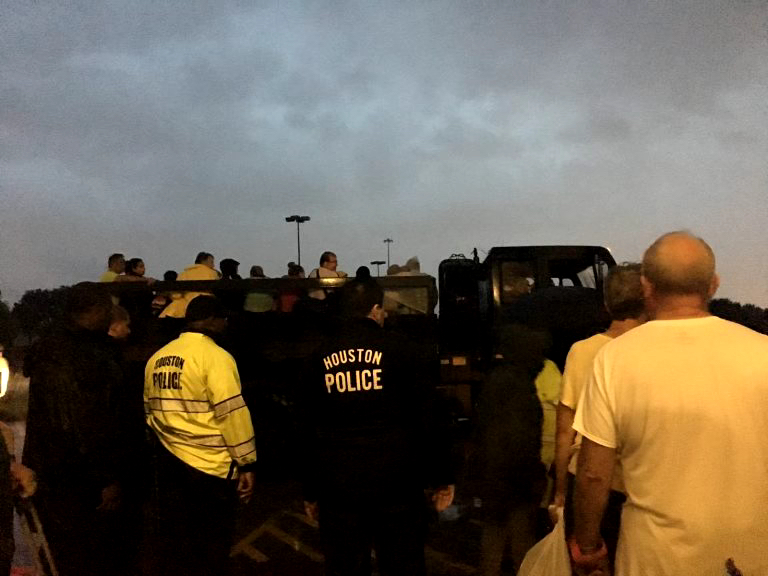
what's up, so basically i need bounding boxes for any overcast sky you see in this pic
[2,1,767,306]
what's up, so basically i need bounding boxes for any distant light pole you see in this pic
[383,238,393,269]
[285,215,310,267]
[370,260,385,277]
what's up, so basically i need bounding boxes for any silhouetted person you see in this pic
[23,283,126,576]
[244,265,275,313]
[308,251,347,300]
[160,252,219,318]
[355,265,372,280]
[279,262,305,313]
[1,422,36,576]
[220,258,242,280]
[473,325,548,575]
[301,278,454,576]
[115,258,155,284]
[116,258,155,335]
[99,253,125,282]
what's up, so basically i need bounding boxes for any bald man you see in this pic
[570,232,768,575]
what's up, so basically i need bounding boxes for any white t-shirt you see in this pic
[561,333,625,491]
[574,316,768,575]
[308,266,344,300]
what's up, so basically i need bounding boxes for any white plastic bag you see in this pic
[517,507,571,575]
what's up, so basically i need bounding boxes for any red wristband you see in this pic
[568,537,607,565]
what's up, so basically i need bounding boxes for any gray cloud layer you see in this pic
[2,0,767,305]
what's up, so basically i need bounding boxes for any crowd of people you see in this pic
[2,231,768,576]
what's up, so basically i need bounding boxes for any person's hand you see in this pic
[304,500,319,522]
[237,471,254,504]
[570,539,610,576]
[10,461,37,498]
[547,504,564,527]
[432,485,455,512]
[97,483,121,511]
[548,492,565,525]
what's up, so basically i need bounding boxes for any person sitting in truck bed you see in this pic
[278,261,305,313]
[243,265,276,313]
[384,256,432,315]
[159,252,220,319]
[308,251,347,300]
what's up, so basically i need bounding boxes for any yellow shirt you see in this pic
[144,332,256,478]
[99,270,119,282]
[534,359,561,468]
[159,264,219,318]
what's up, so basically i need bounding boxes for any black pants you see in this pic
[151,446,236,576]
[0,436,12,576]
[319,490,426,576]
[32,479,127,576]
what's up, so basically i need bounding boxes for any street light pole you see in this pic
[370,260,385,277]
[285,215,310,267]
[383,238,393,269]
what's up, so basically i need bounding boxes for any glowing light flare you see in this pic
[0,355,9,398]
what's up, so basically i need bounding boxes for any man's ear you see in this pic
[640,275,653,300]
[708,273,720,298]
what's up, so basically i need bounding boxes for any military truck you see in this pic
[436,245,615,412]
[100,245,613,426]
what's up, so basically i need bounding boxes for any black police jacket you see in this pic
[301,317,452,503]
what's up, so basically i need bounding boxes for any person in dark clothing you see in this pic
[0,431,11,576]
[220,258,242,280]
[472,324,548,575]
[301,276,454,576]
[22,283,127,576]
[1,422,37,576]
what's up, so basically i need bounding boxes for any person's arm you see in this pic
[237,470,255,504]
[572,437,615,575]
[432,484,455,512]
[1,422,37,498]
[552,343,582,517]
[206,351,257,480]
[10,461,37,498]
[0,422,13,453]
[570,346,617,575]
[553,402,577,509]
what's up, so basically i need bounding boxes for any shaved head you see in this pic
[642,231,717,299]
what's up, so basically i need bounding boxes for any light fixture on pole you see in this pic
[383,238,393,269]
[370,260,385,277]
[285,215,310,267]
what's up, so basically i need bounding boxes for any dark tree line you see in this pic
[1,286,69,346]
[0,292,12,347]
[709,298,768,335]
[1,287,767,347]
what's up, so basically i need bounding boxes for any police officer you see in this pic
[302,276,454,576]
[145,296,256,576]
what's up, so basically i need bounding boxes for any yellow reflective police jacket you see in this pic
[144,332,256,478]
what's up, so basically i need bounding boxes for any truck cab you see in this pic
[438,246,616,410]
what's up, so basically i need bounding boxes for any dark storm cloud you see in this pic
[1,0,767,305]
